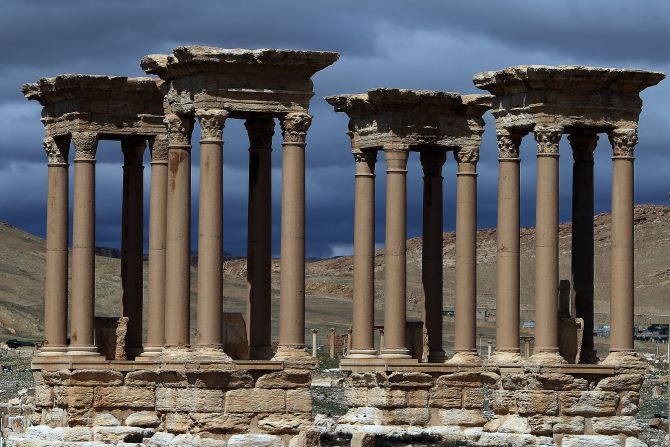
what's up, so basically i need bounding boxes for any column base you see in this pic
[447,351,481,365]
[427,349,448,363]
[160,346,193,361]
[379,348,411,359]
[602,350,642,366]
[249,346,275,361]
[195,346,233,363]
[346,349,378,359]
[273,345,318,368]
[37,346,68,356]
[488,350,523,365]
[65,346,99,356]
[137,346,164,357]
[528,351,567,365]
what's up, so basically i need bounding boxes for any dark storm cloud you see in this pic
[1,0,668,257]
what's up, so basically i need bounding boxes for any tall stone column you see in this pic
[245,117,275,360]
[381,147,411,358]
[450,146,480,364]
[420,150,446,362]
[121,138,146,358]
[68,131,98,355]
[275,112,312,360]
[164,113,195,350]
[531,126,565,364]
[568,133,598,363]
[195,109,229,357]
[41,136,70,355]
[349,149,377,358]
[144,135,169,356]
[605,128,638,364]
[492,129,523,364]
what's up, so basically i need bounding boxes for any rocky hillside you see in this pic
[0,205,668,342]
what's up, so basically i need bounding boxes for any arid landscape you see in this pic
[1,204,668,356]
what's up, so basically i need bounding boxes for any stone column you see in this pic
[164,114,194,350]
[143,135,169,356]
[605,128,638,364]
[69,131,98,355]
[419,150,446,362]
[531,126,565,364]
[41,136,70,355]
[195,109,229,357]
[492,129,523,364]
[275,113,312,360]
[381,147,411,358]
[349,149,378,358]
[121,138,146,358]
[568,133,598,363]
[450,147,480,364]
[245,117,275,360]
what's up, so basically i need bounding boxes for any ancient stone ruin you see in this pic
[11,48,666,446]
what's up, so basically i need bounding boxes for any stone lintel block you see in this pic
[438,409,487,427]
[462,387,485,409]
[165,412,191,434]
[34,385,55,408]
[187,369,253,388]
[560,391,619,417]
[225,388,286,413]
[286,388,313,413]
[367,388,407,409]
[515,390,558,416]
[190,412,252,434]
[592,416,642,436]
[94,386,155,409]
[343,387,368,407]
[70,369,123,386]
[490,390,517,414]
[406,389,429,407]
[387,371,434,388]
[385,407,430,426]
[435,371,484,388]
[55,385,94,408]
[595,373,645,392]
[156,388,225,413]
[257,413,311,434]
[561,434,622,447]
[256,369,311,389]
[429,386,462,409]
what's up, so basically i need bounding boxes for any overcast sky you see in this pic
[1,0,668,258]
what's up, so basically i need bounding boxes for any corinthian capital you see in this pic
[419,150,447,177]
[43,136,68,164]
[164,113,194,146]
[72,131,98,160]
[608,128,638,157]
[568,133,598,163]
[280,113,312,144]
[534,126,563,155]
[149,134,169,162]
[196,109,228,141]
[454,146,480,164]
[245,117,275,150]
[496,129,524,159]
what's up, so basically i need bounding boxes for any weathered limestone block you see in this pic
[407,389,429,407]
[338,407,384,425]
[123,370,160,386]
[165,412,191,434]
[227,434,285,447]
[70,369,123,386]
[367,388,406,408]
[92,412,120,426]
[258,414,311,434]
[191,412,252,434]
[41,408,67,427]
[124,411,161,428]
[23,425,64,441]
[42,369,71,386]
[92,426,152,443]
[596,373,645,392]
[287,388,313,413]
[225,388,286,413]
[484,415,532,434]
[55,386,94,408]
[34,385,55,407]
[562,435,621,447]
[386,407,430,426]
[257,370,310,389]
[147,432,176,446]
[516,390,558,416]
[347,373,379,388]
[501,374,541,390]
[67,406,94,426]
[350,432,376,447]
[528,415,585,436]
[536,373,588,391]
[156,387,225,412]
[435,371,483,387]
[343,387,368,407]
[491,390,517,414]
[624,438,648,447]
[477,432,538,446]
[187,369,252,388]
[94,386,155,409]
[429,386,462,409]
[560,391,618,416]
[169,433,228,446]
[288,429,321,447]
[62,426,93,442]
[387,372,434,388]
[463,387,484,409]
[620,391,640,415]
[592,416,642,436]
[438,409,486,426]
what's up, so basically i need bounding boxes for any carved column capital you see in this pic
[72,131,98,160]
[568,133,598,163]
[43,136,68,164]
[420,150,447,177]
[353,149,377,176]
[121,138,147,166]
[496,129,524,159]
[384,147,410,172]
[608,128,638,157]
[149,134,169,163]
[280,113,312,144]
[534,126,563,155]
[454,146,480,164]
[196,109,228,141]
[164,113,195,146]
[245,117,275,150]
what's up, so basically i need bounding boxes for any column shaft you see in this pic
[43,137,69,353]
[381,148,410,358]
[246,118,274,359]
[350,150,377,357]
